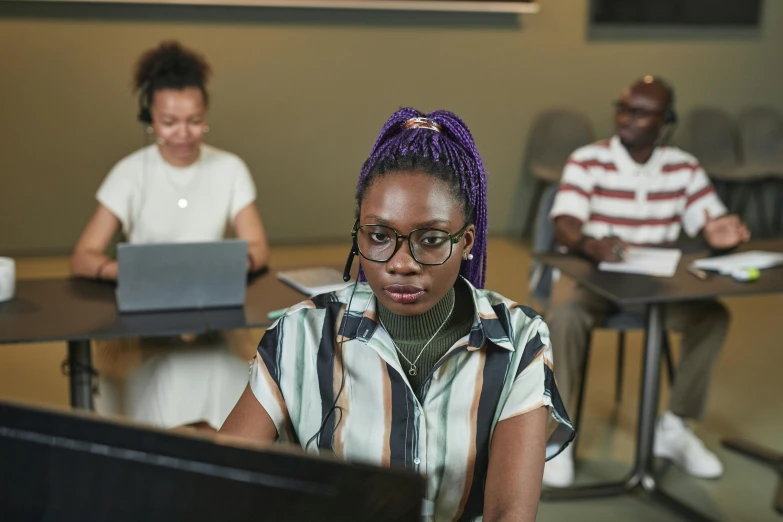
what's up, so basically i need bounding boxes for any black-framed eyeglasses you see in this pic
[351,222,470,265]
[613,100,664,120]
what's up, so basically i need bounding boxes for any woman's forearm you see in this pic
[483,407,547,522]
[70,250,118,280]
[247,241,270,272]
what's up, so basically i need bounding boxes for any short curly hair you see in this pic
[134,41,211,105]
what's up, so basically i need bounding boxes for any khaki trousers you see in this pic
[545,275,729,420]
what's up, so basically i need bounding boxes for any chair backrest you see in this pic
[683,107,740,171]
[738,106,783,167]
[529,184,561,309]
[527,109,594,180]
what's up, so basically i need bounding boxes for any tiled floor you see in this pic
[1,238,781,521]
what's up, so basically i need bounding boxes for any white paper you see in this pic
[598,247,682,278]
[276,267,351,296]
[691,250,783,275]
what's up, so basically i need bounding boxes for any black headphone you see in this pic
[663,85,677,125]
[640,75,678,147]
[137,82,153,124]
[651,76,678,125]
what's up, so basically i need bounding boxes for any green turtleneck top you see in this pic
[377,279,475,398]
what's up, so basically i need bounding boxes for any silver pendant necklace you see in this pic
[378,299,455,377]
[159,146,203,210]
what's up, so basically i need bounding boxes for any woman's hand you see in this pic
[234,203,270,272]
[98,260,119,280]
[70,204,121,280]
[583,236,628,263]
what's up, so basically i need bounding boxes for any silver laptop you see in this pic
[116,240,248,313]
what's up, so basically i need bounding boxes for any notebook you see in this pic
[598,247,682,278]
[276,267,351,296]
[691,250,783,274]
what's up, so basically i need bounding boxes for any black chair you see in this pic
[683,107,748,216]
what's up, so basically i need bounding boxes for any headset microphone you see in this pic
[343,237,358,282]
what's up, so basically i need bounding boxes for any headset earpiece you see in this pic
[137,82,152,124]
[643,75,678,146]
[664,84,677,125]
[138,107,152,125]
[654,76,677,125]
[641,75,677,125]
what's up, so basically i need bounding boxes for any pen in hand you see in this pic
[608,225,626,261]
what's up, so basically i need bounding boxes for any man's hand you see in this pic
[554,215,627,263]
[703,210,750,250]
[583,236,628,263]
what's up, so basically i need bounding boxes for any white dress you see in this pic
[93,144,257,429]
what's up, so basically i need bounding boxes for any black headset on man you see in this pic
[656,76,678,125]
[645,75,678,145]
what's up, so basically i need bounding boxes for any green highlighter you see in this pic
[730,268,760,282]
[267,308,288,320]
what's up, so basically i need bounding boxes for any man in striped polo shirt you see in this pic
[543,77,750,488]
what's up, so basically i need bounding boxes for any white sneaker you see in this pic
[653,411,724,479]
[543,443,575,488]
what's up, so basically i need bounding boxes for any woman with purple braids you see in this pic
[222,108,573,521]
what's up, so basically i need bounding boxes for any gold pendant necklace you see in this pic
[378,299,455,377]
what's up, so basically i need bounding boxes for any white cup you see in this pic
[0,257,16,302]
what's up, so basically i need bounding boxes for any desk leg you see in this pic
[67,340,94,410]
[542,304,718,521]
[635,303,664,477]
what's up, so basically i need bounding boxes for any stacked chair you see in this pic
[521,109,594,238]
[737,107,783,236]
[684,106,783,237]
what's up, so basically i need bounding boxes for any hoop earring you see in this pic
[462,252,474,261]
[203,125,210,134]
[146,126,154,135]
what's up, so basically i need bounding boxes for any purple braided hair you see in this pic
[356,108,488,289]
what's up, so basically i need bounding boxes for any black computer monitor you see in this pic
[0,400,424,522]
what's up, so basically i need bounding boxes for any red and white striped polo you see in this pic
[549,135,727,245]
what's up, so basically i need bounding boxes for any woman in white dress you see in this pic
[70,41,269,431]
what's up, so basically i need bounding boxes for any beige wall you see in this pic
[1,0,781,255]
